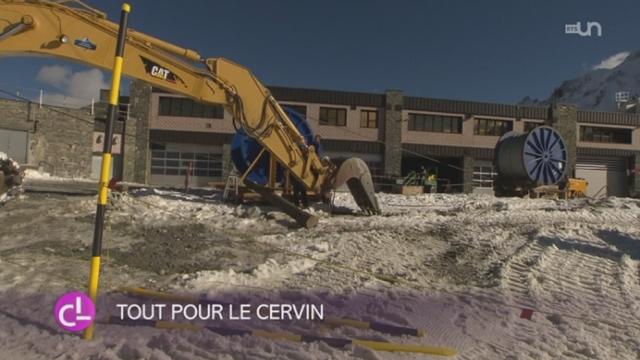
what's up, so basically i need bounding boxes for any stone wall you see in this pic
[383,90,403,177]
[549,103,578,178]
[0,98,93,177]
[462,154,474,193]
[632,153,640,197]
[121,115,138,182]
[128,80,152,184]
[93,102,139,182]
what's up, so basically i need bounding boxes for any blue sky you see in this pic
[0,0,638,106]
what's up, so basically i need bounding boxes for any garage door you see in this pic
[576,157,628,197]
[0,128,27,164]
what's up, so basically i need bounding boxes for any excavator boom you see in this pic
[0,0,381,219]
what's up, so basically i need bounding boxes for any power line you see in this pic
[0,87,137,140]
[297,111,465,172]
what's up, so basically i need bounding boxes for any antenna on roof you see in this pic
[615,91,629,111]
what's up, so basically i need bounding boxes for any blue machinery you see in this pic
[231,107,379,226]
[232,108,320,186]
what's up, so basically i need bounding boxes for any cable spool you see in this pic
[494,126,567,185]
[231,107,320,185]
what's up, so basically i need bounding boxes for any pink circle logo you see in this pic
[54,291,95,332]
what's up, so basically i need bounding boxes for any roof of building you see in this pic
[150,85,640,127]
[269,86,386,108]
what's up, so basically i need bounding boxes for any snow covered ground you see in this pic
[0,182,639,359]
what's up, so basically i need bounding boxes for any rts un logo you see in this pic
[565,21,602,37]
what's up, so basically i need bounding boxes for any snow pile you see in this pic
[0,191,639,359]
[0,152,22,203]
[23,168,97,183]
[23,169,56,180]
[0,151,20,172]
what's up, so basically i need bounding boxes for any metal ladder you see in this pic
[223,172,240,202]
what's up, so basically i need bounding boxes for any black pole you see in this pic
[85,2,130,341]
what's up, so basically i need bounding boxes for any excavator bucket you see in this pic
[333,158,381,215]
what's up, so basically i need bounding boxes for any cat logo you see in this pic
[140,56,185,86]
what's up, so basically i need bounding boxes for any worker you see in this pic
[427,171,437,193]
[292,177,309,208]
[313,135,324,154]
[418,166,426,184]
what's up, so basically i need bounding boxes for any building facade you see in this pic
[1,81,639,197]
[129,82,640,197]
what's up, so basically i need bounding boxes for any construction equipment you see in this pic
[494,126,568,197]
[493,126,588,199]
[400,167,438,195]
[564,177,588,198]
[0,0,380,223]
[222,171,240,203]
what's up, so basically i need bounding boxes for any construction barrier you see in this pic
[103,316,457,356]
[324,316,426,337]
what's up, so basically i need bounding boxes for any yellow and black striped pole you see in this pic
[84,3,131,341]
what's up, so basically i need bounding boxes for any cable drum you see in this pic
[231,107,320,185]
[494,126,567,185]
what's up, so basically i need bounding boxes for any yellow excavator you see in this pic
[0,0,380,225]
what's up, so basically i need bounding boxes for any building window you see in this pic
[360,110,378,128]
[151,142,166,150]
[151,150,223,177]
[408,113,462,133]
[281,104,307,117]
[474,118,513,136]
[473,166,497,188]
[159,97,224,119]
[580,126,632,144]
[524,121,543,132]
[319,107,347,126]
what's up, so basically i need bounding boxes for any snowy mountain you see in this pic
[521,51,640,111]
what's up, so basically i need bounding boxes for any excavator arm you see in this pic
[0,0,380,216]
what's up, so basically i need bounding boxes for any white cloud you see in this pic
[35,65,109,107]
[592,51,630,70]
[66,69,108,99]
[36,65,71,88]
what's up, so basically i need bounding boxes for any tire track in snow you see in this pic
[501,238,556,358]
[502,224,640,359]
[619,256,640,324]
